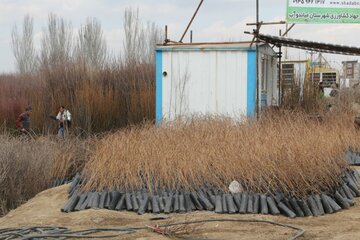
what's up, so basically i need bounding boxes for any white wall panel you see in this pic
[162,50,248,121]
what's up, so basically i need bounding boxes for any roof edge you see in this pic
[156,41,269,47]
[156,41,271,52]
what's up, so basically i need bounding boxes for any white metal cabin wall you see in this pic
[162,50,248,121]
[269,56,279,106]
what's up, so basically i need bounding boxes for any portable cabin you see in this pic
[156,42,279,123]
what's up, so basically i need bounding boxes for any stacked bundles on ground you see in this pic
[346,150,360,166]
[63,170,360,218]
[62,112,360,217]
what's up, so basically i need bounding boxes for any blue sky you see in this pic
[0,0,359,72]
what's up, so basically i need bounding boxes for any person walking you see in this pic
[56,106,72,138]
[15,106,32,138]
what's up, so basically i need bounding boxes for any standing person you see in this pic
[15,106,32,137]
[56,106,72,138]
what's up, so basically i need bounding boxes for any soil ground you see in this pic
[1,167,359,240]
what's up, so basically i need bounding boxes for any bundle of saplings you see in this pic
[62,113,360,217]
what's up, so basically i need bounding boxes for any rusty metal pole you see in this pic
[279,46,282,107]
[256,0,260,118]
[278,30,282,107]
[281,23,295,37]
[179,0,204,43]
[164,25,168,44]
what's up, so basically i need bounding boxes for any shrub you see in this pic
[0,134,91,216]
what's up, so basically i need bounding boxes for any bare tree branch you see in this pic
[40,13,73,70]
[76,17,107,70]
[123,8,163,64]
[11,15,38,74]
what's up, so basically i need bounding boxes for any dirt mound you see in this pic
[1,169,360,240]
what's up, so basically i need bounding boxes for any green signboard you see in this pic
[287,0,360,23]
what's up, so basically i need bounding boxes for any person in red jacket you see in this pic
[16,106,32,134]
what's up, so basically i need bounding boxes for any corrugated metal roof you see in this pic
[258,34,360,56]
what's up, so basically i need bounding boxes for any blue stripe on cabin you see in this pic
[156,50,163,125]
[247,50,256,117]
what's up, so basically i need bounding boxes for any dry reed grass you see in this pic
[82,110,359,198]
[0,134,92,215]
[282,79,321,112]
[51,136,94,180]
[0,134,57,215]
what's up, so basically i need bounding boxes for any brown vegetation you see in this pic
[81,109,360,197]
[0,134,91,216]
[0,61,155,134]
[1,9,161,134]
[50,136,94,180]
[0,9,161,216]
[1,10,360,223]
[0,134,56,215]
[1,90,359,215]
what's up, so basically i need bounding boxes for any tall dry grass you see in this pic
[0,134,92,216]
[282,79,321,112]
[50,136,94,180]
[0,135,57,215]
[82,110,359,198]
